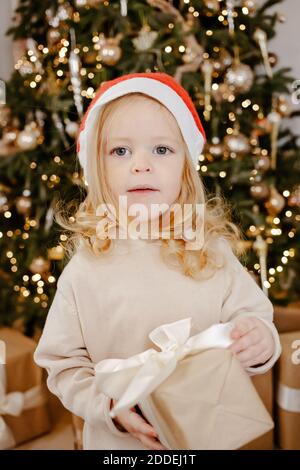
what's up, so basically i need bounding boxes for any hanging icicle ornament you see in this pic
[226,0,235,36]
[201,60,213,121]
[52,111,69,148]
[120,0,128,16]
[69,28,83,118]
[254,28,273,79]
[253,234,269,296]
[267,108,281,170]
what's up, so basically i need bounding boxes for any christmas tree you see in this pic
[0,0,299,336]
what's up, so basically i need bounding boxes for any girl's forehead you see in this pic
[107,100,181,134]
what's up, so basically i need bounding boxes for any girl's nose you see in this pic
[131,153,152,173]
[133,165,151,173]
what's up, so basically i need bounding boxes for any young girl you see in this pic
[34,72,281,451]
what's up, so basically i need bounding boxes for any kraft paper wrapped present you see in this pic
[0,327,51,449]
[275,330,300,450]
[95,318,274,450]
[274,301,300,334]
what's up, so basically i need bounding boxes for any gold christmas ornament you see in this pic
[16,124,39,150]
[15,195,32,215]
[264,185,285,215]
[29,256,51,274]
[47,28,61,47]
[99,38,122,65]
[225,132,250,156]
[225,63,254,94]
[275,95,292,118]
[250,182,270,201]
[2,128,19,146]
[206,142,224,161]
[254,154,271,173]
[48,245,64,261]
[132,25,158,51]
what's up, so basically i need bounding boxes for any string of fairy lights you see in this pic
[0,0,298,310]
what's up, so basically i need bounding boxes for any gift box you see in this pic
[239,370,274,450]
[95,318,274,450]
[70,371,274,451]
[0,327,51,449]
[275,330,300,450]
[274,301,300,334]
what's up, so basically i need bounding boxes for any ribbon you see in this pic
[0,364,48,450]
[95,317,234,418]
[276,383,300,413]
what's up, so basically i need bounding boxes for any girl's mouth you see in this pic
[127,184,159,193]
[127,189,158,193]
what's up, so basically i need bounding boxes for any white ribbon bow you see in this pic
[95,317,234,418]
[0,364,48,449]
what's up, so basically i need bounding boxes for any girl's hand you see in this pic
[228,316,275,369]
[110,398,168,450]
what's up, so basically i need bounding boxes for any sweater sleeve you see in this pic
[219,239,282,376]
[33,284,130,437]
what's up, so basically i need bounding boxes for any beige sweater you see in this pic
[33,237,281,450]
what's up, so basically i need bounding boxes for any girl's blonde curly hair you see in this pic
[55,92,246,281]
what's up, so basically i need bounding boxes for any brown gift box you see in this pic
[274,301,300,334]
[0,327,51,449]
[95,319,274,450]
[135,349,274,450]
[275,330,300,450]
[70,370,274,451]
[240,370,274,450]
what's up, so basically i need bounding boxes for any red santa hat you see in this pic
[76,72,206,174]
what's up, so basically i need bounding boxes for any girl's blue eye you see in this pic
[111,147,128,157]
[110,146,173,157]
[154,146,173,156]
